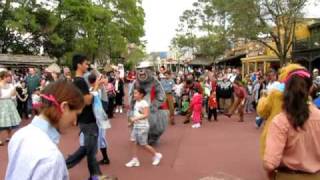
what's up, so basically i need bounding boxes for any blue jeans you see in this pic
[66,123,101,176]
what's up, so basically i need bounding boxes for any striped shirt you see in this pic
[6,116,68,180]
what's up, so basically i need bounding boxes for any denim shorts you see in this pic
[130,127,149,145]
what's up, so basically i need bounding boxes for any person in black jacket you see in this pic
[216,75,233,113]
[114,71,125,113]
[65,54,114,180]
[16,81,28,119]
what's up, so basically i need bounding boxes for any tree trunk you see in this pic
[279,54,287,67]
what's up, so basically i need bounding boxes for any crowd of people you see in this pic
[1,56,320,179]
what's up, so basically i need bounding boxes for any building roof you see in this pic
[188,56,215,66]
[309,22,320,29]
[0,54,56,67]
[216,53,246,64]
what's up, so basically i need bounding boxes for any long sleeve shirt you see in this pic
[6,116,68,180]
[264,105,320,173]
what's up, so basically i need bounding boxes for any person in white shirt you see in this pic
[126,87,162,167]
[266,69,280,92]
[6,80,85,180]
[173,77,184,114]
[0,70,21,146]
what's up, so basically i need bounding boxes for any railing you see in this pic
[293,33,320,51]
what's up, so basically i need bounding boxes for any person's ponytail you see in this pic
[283,74,312,130]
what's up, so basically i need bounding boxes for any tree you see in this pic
[0,0,145,66]
[172,0,229,62]
[218,0,309,65]
[123,45,145,70]
[196,34,228,61]
[174,9,199,51]
[1,1,60,54]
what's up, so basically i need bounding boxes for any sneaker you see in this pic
[115,108,119,113]
[89,175,118,180]
[125,158,140,167]
[99,159,110,165]
[255,117,263,128]
[119,108,123,113]
[192,123,199,128]
[152,153,162,166]
[195,123,201,128]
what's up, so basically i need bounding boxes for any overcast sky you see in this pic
[142,0,320,53]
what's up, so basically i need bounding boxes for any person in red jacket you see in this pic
[183,78,203,124]
[225,79,247,122]
[208,90,218,121]
[190,87,203,128]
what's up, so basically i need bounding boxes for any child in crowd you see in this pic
[180,94,189,116]
[190,88,203,128]
[88,72,111,165]
[31,88,41,115]
[173,77,184,114]
[208,90,218,121]
[106,77,116,119]
[245,80,254,113]
[126,87,162,167]
[16,81,28,119]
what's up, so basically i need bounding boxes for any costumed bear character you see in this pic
[257,63,306,158]
[128,61,169,145]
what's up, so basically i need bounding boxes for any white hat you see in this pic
[46,63,61,74]
[136,61,153,69]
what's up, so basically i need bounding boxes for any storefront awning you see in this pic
[0,54,56,67]
[241,55,279,63]
[215,53,246,67]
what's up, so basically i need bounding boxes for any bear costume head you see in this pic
[136,61,154,84]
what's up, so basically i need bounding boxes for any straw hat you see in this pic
[46,63,61,74]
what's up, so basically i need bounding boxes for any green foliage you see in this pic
[172,0,229,61]
[211,0,309,65]
[124,46,145,70]
[0,0,145,66]
[172,0,309,65]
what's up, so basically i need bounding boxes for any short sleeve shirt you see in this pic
[26,75,40,94]
[133,100,149,128]
[73,77,96,124]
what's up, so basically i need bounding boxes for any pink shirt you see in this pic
[264,105,320,173]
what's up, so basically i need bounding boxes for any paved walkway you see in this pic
[0,112,267,180]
